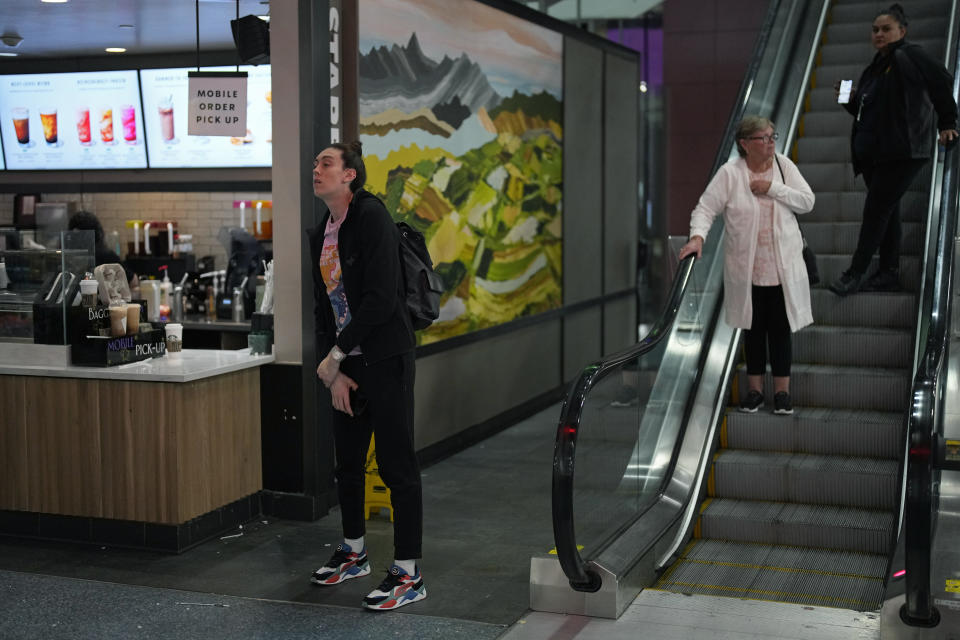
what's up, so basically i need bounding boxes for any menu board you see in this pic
[140,65,272,168]
[0,71,147,170]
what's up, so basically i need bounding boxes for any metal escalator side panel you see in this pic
[539,0,831,621]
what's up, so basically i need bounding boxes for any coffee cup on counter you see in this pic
[165,322,183,359]
[126,303,141,335]
[80,279,99,307]
[109,305,127,336]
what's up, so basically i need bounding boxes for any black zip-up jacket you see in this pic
[308,189,415,364]
[843,39,957,174]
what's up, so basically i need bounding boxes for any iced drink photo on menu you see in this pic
[100,108,115,144]
[76,107,92,145]
[158,99,175,143]
[40,107,58,145]
[12,107,30,146]
[121,104,137,143]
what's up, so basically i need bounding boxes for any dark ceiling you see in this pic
[0,0,268,60]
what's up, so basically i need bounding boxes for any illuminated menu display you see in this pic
[140,65,272,168]
[0,71,147,170]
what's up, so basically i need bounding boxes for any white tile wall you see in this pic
[0,191,272,271]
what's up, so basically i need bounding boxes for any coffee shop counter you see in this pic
[180,315,252,350]
[0,348,274,552]
[0,347,272,381]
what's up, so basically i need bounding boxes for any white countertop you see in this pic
[0,348,275,382]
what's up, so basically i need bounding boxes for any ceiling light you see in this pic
[0,52,18,57]
[256,15,270,21]
[105,47,127,53]
[41,0,70,3]
[1,34,23,47]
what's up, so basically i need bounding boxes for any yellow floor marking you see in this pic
[672,557,884,582]
[658,580,873,608]
[547,545,584,555]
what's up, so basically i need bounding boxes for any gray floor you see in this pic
[0,403,561,638]
[0,569,503,640]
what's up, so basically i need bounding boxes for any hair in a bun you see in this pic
[877,3,908,27]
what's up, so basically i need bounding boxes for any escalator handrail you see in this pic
[900,8,960,624]
[551,253,695,590]
[549,0,784,591]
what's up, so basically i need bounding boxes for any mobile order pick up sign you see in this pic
[140,65,272,168]
[187,71,247,136]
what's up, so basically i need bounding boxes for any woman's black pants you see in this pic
[745,285,791,378]
[331,351,422,560]
[850,158,927,275]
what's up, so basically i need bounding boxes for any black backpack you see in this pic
[397,222,443,330]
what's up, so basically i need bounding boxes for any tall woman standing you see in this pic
[830,3,958,295]
[679,116,815,415]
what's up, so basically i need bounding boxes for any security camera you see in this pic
[1,34,24,48]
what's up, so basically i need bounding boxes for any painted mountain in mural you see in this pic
[358,0,564,345]
[359,33,502,117]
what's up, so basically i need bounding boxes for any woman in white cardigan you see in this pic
[678,116,815,415]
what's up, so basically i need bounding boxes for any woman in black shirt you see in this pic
[830,3,958,296]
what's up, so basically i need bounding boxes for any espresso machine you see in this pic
[216,227,263,321]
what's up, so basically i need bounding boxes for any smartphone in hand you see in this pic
[837,79,853,104]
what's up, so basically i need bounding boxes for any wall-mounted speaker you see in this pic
[230,15,270,65]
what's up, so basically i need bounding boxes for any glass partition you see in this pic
[0,229,94,348]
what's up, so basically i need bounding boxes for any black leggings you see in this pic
[745,285,791,378]
[331,351,422,560]
[850,158,927,275]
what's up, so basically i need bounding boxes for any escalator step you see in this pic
[711,450,898,509]
[830,0,948,24]
[735,364,910,411]
[699,498,893,554]
[796,134,850,162]
[654,539,886,610]
[809,288,915,328]
[802,221,922,255]
[812,254,920,292]
[797,160,933,192]
[800,114,857,140]
[826,17,946,44]
[814,63,865,90]
[724,407,901,459]
[820,38,943,65]
[803,191,926,223]
[793,325,912,368]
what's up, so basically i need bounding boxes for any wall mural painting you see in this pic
[358,0,564,344]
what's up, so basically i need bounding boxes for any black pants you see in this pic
[745,285,792,378]
[850,158,927,275]
[331,351,422,560]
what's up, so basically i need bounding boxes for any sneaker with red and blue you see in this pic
[362,564,427,611]
[310,543,371,585]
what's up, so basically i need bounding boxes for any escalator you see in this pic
[532,0,960,624]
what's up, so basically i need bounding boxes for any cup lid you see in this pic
[80,280,99,293]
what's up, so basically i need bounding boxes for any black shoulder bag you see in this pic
[774,155,819,285]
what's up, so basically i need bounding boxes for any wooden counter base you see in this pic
[0,368,262,527]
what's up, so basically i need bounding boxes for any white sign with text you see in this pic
[187,72,247,136]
